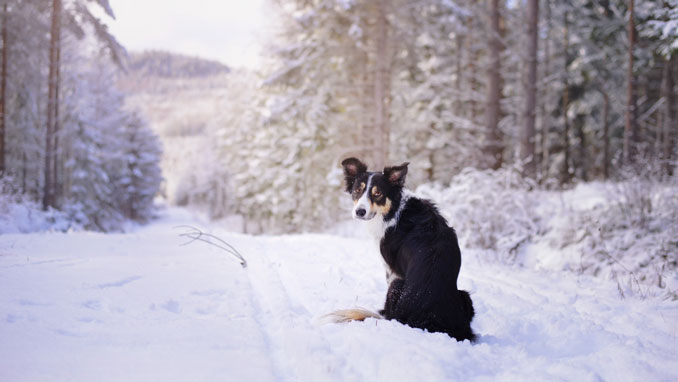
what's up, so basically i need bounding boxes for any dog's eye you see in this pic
[373,191,382,198]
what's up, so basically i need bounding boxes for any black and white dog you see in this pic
[325,157,476,342]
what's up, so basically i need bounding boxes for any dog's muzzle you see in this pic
[353,206,375,220]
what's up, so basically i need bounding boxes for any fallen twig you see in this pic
[174,225,247,268]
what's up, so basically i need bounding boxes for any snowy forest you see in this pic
[0,0,677,295]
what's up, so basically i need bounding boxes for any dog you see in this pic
[324,157,476,342]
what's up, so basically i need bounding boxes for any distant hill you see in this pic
[124,50,230,79]
[118,50,231,95]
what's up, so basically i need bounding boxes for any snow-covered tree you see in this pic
[117,112,163,222]
[58,52,162,230]
[644,0,678,174]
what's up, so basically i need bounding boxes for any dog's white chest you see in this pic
[365,215,387,242]
[364,217,399,284]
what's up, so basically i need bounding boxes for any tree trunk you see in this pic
[575,115,587,181]
[0,1,7,174]
[540,0,552,181]
[600,88,610,179]
[467,15,479,126]
[662,55,676,176]
[53,35,61,203]
[484,0,503,170]
[22,151,26,192]
[373,0,390,169]
[560,11,570,185]
[522,0,539,177]
[455,25,464,116]
[623,0,637,163]
[356,46,371,150]
[43,0,61,209]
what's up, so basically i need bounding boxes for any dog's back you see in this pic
[380,197,476,342]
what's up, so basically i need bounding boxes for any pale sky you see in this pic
[106,0,267,68]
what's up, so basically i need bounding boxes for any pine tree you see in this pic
[119,112,162,222]
[645,0,678,175]
[5,0,49,197]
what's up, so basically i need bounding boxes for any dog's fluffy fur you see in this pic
[325,157,476,342]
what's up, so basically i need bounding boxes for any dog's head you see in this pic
[341,157,409,220]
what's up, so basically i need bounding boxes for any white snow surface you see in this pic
[1,207,677,382]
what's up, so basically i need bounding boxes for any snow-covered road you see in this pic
[1,208,677,381]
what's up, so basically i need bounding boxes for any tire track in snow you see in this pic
[243,238,348,382]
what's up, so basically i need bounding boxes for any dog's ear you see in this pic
[383,162,409,187]
[341,157,367,192]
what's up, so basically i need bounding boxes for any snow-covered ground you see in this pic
[1,207,677,382]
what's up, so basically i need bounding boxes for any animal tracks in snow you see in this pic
[95,275,142,289]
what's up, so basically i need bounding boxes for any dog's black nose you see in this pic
[356,208,366,217]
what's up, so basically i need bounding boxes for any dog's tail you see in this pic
[318,308,383,324]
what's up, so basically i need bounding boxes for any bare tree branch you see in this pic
[174,225,247,268]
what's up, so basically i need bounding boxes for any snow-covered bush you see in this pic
[414,165,677,299]
[416,166,544,263]
[568,175,678,299]
[0,176,76,233]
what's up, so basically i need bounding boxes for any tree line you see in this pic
[271,0,675,181]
